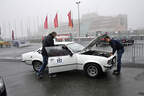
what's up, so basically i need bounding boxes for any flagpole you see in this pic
[21,19,24,40]
[2,23,5,40]
[27,16,30,40]
[0,25,1,37]
[46,13,48,35]
[5,23,7,40]
[9,23,11,41]
[71,11,74,41]
[14,19,17,40]
[76,1,81,37]
[33,16,36,39]
[43,15,44,37]
[36,16,40,39]
[40,15,42,38]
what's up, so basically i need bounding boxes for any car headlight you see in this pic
[0,77,4,90]
[112,57,116,65]
[107,59,112,65]
[107,57,116,65]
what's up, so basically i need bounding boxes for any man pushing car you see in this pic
[37,32,57,79]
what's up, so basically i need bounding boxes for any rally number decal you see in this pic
[57,58,62,63]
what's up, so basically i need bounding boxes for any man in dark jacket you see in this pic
[105,36,124,75]
[37,32,57,78]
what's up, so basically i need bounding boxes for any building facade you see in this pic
[38,13,128,38]
[80,13,127,36]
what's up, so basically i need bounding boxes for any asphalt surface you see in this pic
[0,61,144,96]
[0,43,41,60]
[0,42,144,96]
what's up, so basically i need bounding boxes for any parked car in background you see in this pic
[112,36,134,46]
[0,76,7,96]
[12,40,30,48]
[56,34,72,42]
[22,34,117,78]
[0,41,11,48]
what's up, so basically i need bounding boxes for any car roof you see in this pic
[37,42,74,51]
[54,42,74,45]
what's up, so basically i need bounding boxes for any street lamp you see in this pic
[76,1,81,37]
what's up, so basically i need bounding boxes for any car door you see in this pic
[47,46,77,74]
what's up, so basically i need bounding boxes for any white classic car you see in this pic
[22,35,116,78]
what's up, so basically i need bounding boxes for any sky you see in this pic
[0,0,144,37]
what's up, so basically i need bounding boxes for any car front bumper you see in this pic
[0,77,7,96]
[0,87,7,96]
[103,65,113,70]
[103,57,116,71]
[22,60,32,65]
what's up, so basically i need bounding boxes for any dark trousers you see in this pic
[117,49,124,72]
[38,55,48,75]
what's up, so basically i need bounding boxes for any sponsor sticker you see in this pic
[57,58,62,63]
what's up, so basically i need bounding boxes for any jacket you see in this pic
[109,39,124,54]
[42,34,55,56]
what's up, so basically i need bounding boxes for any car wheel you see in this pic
[85,64,102,78]
[32,61,42,72]
[3,89,7,96]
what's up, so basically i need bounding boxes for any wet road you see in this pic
[0,60,144,96]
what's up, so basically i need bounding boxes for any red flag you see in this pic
[42,35,44,41]
[54,13,58,28]
[68,11,73,28]
[44,16,48,29]
[12,30,15,40]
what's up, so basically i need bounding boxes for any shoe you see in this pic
[36,72,43,79]
[113,70,118,73]
[49,74,57,78]
[113,71,120,75]
[38,75,43,79]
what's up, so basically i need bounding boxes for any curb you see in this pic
[0,57,21,62]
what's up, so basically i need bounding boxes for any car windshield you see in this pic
[67,43,84,53]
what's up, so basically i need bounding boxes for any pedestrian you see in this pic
[104,35,124,75]
[37,32,57,79]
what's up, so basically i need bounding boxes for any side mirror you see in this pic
[69,52,73,57]
[62,45,67,49]
[37,50,42,54]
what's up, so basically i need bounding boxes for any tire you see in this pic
[84,63,102,78]
[3,89,7,96]
[32,61,42,72]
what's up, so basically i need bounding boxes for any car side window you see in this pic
[45,46,71,57]
[60,48,72,56]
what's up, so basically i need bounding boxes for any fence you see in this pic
[75,39,144,64]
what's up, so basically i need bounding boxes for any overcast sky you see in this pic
[0,0,144,29]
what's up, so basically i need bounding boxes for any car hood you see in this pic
[21,51,34,61]
[22,51,33,56]
[81,34,107,52]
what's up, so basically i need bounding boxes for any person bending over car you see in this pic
[105,36,124,75]
[37,32,57,79]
